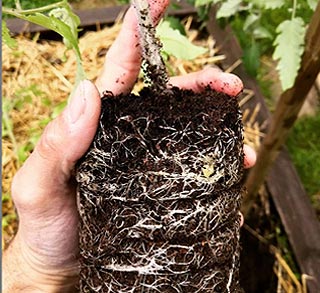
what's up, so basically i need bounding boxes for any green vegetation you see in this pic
[3,0,60,10]
[287,112,320,207]
[3,0,85,95]
[2,84,65,166]
[190,0,315,91]
[2,0,84,10]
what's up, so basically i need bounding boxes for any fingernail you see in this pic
[68,80,87,124]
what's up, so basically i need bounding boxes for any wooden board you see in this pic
[5,2,197,34]
[206,7,320,293]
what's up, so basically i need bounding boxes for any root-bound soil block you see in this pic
[76,86,244,292]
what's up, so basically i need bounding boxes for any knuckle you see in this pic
[36,119,63,160]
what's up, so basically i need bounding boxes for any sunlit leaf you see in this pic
[251,0,285,9]
[157,21,207,60]
[195,0,222,7]
[22,13,80,56]
[243,13,259,31]
[253,26,273,39]
[216,0,242,19]
[272,18,306,91]
[263,0,285,9]
[2,20,17,49]
[307,0,318,10]
[49,7,80,50]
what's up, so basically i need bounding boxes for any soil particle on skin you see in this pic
[76,86,245,292]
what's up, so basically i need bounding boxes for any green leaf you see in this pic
[157,21,207,60]
[2,213,17,229]
[49,7,80,50]
[195,0,221,7]
[216,0,242,19]
[263,0,285,9]
[251,0,285,9]
[307,0,318,10]
[243,40,260,76]
[3,4,86,87]
[164,16,186,36]
[2,20,17,49]
[2,193,11,203]
[51,100,67,119]
[272,18,306,91]
[243,13,259,31]
[22,13,80,56]
[253,26,273,39]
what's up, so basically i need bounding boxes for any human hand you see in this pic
[3,0,255,292]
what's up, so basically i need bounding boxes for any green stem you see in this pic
[75,58,87,91]
[2,110,20,166]
[292,0,297,19]
[14,0,21,10]
[2,0,66,16]
[131,0,168,89]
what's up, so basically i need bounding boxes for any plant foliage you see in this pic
[3,0,86,89]
[272,18,306,90]
[2,20,17,49]
[191,0,315,91]
[157,20,207,60]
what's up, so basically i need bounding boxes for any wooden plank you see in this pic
[207,8,320,293]
[5,1,197,35]
[267,148,320,293]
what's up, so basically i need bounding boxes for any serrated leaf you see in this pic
[307,0,318,10]
[156,21,207,60]
[195,0,222,7]
[272,18,306,91]
[216,0,242,19]
[2,20,17,49]
[263,0,285,9]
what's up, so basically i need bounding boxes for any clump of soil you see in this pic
[76,85,244,292]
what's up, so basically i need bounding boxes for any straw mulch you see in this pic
[2,16,301,292]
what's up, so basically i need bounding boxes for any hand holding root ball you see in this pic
[3,0,256,291]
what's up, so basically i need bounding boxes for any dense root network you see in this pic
[77,87,244,292]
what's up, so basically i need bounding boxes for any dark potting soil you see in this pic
[76,86,244,292]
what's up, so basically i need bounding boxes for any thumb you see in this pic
[34,79,101,175]
[12,79,101,211]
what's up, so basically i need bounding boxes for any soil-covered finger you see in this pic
[170,68,243,97]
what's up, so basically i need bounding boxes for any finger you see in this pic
[12,80,101,212]
[170,67,243,97]
[239,212,244,227]
[95,0,170,95]
[244,144,257,169]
